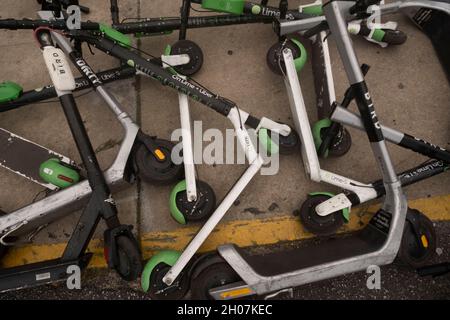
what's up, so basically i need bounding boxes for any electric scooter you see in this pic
[0,28,144,292]
[273,0,450,236]
[169,78,217,224]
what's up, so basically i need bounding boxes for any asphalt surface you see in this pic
[2,221,449,300]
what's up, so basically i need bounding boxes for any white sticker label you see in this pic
[35,272,51,281]
[42,47,76,92]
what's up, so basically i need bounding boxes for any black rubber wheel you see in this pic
[382,29,407,45]
[171,40,204,76]
[279,127,300,155]
[148,262,190,300]
[191,261,242,300]
[135,139,183,185]
[266,40,301,76]
[114,236,142,281]
[299,194,345,236]
[175,180,216,222]
[264,125,300,155]
[322,127,352,157]
[397,209,436,268]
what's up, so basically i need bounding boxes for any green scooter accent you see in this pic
[301,4,323,16]
[371,29,386,42]
[312,118,332,158]
[39,158,80,189]
[258,128,279,156]
[164,44,172,56]
[141,250,181,292]
[290,38,308,73]
[201,0,245,15]
[0,81,22,103]
[169,180,188,225]
[309,191,350,222]
[99,23,131,48]
[250,4,262,15]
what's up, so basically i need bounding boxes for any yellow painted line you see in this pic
[2,194,449,269]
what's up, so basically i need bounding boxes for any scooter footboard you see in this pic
[218,182,407,296]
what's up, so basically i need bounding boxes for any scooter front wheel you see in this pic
[170,180,216,224]
[191,258,242,300]
[397,209,436,268]
[299,194,346,236]
[312,119,352,158]
[266,39,306,75]
[114,235,142,281]
[135,139,183,185]
[278,127,300,155]
[171,40,204,76]
[380,29,407,45]
[142,251,190,300]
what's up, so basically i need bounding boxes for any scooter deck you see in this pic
[220,209,390,276]
[0,253,92,293]
[405,6,450,80]
[232,225,384,276]
[0,128,78,190]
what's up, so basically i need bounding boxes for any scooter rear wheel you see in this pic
[266,40,301,76]
[135,139,183,185]
[171,40,204,76]
[115,236,142,281]
[148,263,190,300]
[328,128,352,157]
[279,127,300,155]
[171,180,216,224]
[299,194,345,236]
[191,259,242,300]
[397,209,436,268]
[312,119,352,158]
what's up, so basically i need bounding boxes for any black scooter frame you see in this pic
[0,30,140,292]
[109,0,310,37]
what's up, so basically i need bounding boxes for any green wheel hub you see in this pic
[141,250,181,292]
[0,81,22,103]
[290,38,308,73]
[169,180,188,225]
[312,118,332,158]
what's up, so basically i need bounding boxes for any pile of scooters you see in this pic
[0,0,449,299]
